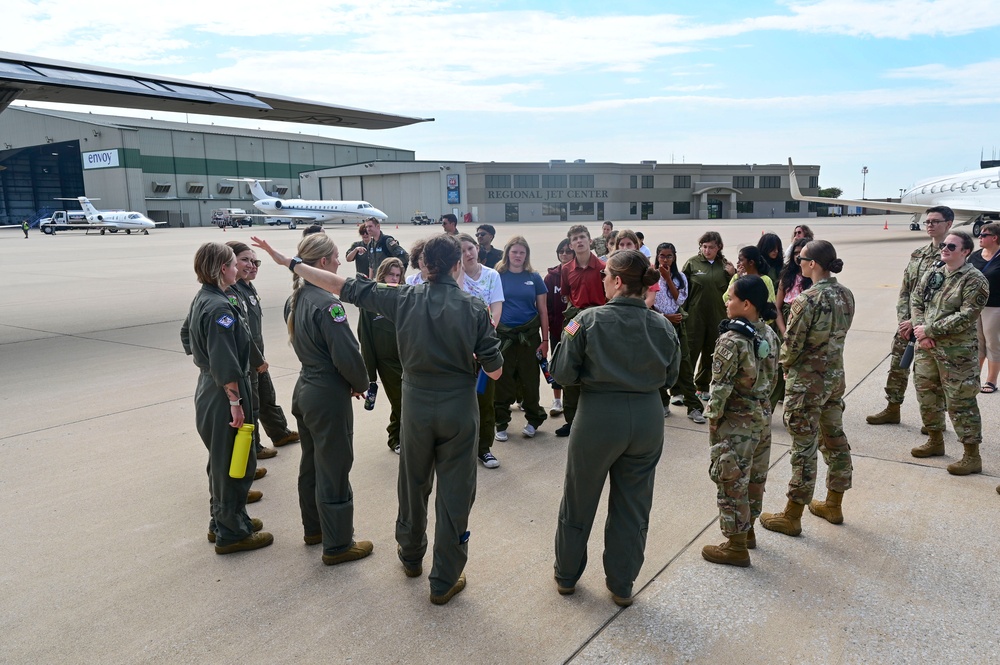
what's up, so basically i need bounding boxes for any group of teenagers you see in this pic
[181,207,990,607]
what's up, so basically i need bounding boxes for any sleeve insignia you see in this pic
[216,314,235,329]
[716,345,734,361]
[976,292,988,307]
[227,295,239,306]
[564,320,581,337]
[329,303,348,323]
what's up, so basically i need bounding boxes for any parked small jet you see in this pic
[231,179,387,229]
[788,158,1000,234]
[39,197,157,235]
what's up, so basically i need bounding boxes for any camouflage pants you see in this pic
[784,392,852,505]
[914,346,982,445]
[882,332,913,404]
[709,406,772,537]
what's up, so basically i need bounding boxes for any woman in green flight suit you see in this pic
[683,231,736,398]
[358,257,405,454]
[552,250,681,608]
[181,242,272,555]
[285,233,372,565]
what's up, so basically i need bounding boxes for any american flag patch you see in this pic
[564,320,581,337]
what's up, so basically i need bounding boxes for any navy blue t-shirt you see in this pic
[499,270,546,327]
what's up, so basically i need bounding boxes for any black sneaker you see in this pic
[555,423,572,437]
[478,452,500,469]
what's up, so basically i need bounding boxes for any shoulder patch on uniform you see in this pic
[976,292,988,307]
[716,344,734,361]
[329,303,348,323]
[790,298,804,318]
[564,320,581,337]
[227,295,239,306]
[216,314,235,329]
[248,295,258,306]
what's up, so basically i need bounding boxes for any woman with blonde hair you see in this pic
[285,232,372,565]
[359,257,405,453]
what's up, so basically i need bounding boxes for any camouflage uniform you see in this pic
[911,263,989,442]
[705,320,779,536]
[883,242,940,403]
[781,277,855,505]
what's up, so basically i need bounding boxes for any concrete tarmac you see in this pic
[1,218,997,664]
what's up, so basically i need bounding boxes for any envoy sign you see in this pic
[82,149,120,170]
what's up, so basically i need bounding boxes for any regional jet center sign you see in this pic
[487,189,610,201]
[82,149,120,170]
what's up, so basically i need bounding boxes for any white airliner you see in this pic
[231,178,387,229]
[38,197,157,235]
[788,158,1000,234]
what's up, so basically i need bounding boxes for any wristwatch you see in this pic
[288,256,303,273]
[229,398,242,406]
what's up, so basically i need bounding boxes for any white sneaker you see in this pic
[688,409,707,424]
[516,401,525,412]
[495,429,509,442]
[670,396,684,406]
[550,399,564,416]
[663,405,671,418]
[522,424,536,438]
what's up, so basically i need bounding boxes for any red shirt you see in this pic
[561,252,607,309]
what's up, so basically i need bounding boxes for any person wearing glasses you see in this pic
[544,239,574,416]
[970,222,1000,395]
[552,249,680,607]
[365,217,408,278]
[345,222,372,278]
[867,206,954,427]
[910,230,989,475]
[475,224,502,268]
[760,240,855,537]
[440,213,459,235]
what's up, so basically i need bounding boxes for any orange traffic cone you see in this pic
[883,219,888,230]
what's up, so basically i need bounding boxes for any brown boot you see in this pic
[866,402,900,425]
[702,532,751,567]
[920,425,928,436]
[911,430,945,458]
[322,540,374,566]
[746,525,756,550]
[808,490,844,524]
[760,500,804,536]
[946,444,982,476]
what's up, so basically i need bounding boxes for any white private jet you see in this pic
[788,158,1000,234]
[231,178,387,229]
[38,197,157,235]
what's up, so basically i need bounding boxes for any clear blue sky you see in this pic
[9,0,1000,198]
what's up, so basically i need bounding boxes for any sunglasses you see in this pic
[475,232,489,237]
[924,220,946,226]
[938,242,960,251]
[558,248,574,254]
[980,233,997,238]
[795,255,814,264]
[251,259,262,267]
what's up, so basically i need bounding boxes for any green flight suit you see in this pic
[340,275,502,597]
[683,254,731,392]
[286,283,370,555]
[358,306,403,451]
[781,277,855,505]
[704,321,779,536]
[551,297,680,599]
[181,284,256,547]
[231,281,267,453]
[911,262,989,443]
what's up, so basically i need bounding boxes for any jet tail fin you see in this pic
[77,197,99,215]
[227,178,272,201]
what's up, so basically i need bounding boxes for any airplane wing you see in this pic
[788,159,995,223]
[244,213,319,221]
[0,51,432,130]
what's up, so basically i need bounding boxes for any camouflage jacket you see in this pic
[897,241,941,324]
[911,262,988,346]
[781,277,855,397]
[705,320,779,424]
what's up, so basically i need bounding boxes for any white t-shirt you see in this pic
[405,273,424,286]
[462,266,504,306]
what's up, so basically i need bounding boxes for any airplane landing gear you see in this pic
[126,229,131,235]
[143,229,149,235]
[972,218,985,237]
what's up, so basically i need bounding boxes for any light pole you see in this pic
[861,166,869,200]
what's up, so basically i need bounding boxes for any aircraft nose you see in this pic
[371,208,388,219]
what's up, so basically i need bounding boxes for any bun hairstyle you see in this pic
[804,239,844,273]
[733,275,778,321]
[194,242,235,289]
[286,233,337,341]
[606,249,658,297]
[737,245,765,275]
[422,234,463,282]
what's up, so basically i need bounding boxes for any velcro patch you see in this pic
[329,303,348,323]
[216,315,235,329]
[249,296,258,306]
[228,295,239,307]
[717,345,734,361]
[564,320,581,337]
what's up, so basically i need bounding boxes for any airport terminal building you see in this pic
[0,106,821,227]
[0,107,414,226]
[301,160,823,224]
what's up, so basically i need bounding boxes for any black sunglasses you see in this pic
[795,255,814,264]
[251,259,262,267]
[938,242,959,251]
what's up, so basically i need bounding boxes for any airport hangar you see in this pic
[0,106,822,227]
[0,106,416,227]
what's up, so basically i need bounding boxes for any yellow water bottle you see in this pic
[229,423,255,478]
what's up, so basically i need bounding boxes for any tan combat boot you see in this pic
[701,532,751,567]
[911,430,945,458]
[808,490,844,524]
[946,444,982,476]
[746,525,756,550]
[866,402,900,425]
[759,500,804,536]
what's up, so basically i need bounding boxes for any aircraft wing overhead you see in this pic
[787,159,933,215]
[0,51,432,130]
